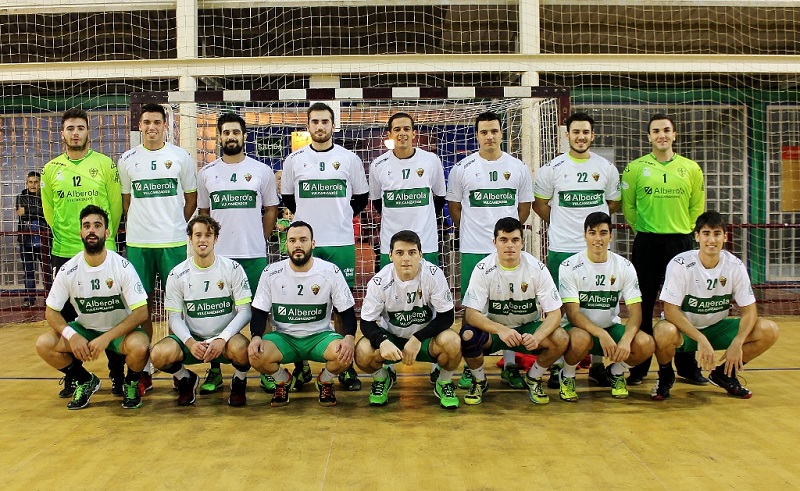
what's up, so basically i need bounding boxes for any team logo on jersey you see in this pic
[106,278,114,289]
[592,172,600,182]
[643,168,650,177]
[312,284,320,295]
[610,275,616,285]
[56,171,64,180]
[333,162,340,170]
[521,282,528,292]
[217,280,224,290]
[720,276,727,287]
[245,173,252,182]
[417,168,424,177]
[90,168,99,178]
[135,282,145,294]
[678,167,687,177]
[373,277,382,285]
[503,171,511,180]
[477,263,485,270]
[164,160,172,169]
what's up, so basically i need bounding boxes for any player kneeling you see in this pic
[151,216,253,407]
[36,205,150,410]
[248,221,357,407]
[651,211,779,400]
[460,217,567,405]
[355,230,460,409]
[558,212,655,401]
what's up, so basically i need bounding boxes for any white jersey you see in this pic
[660,250,756,329]
[164,256,252,341]
[559,250,642,329]
[446,151,534,253]
[252,257,355,337]
[361,260,454,338]
[46,251,148,332]
[118,143,197,247]
[534,152,621,253]
[369,148,446,255]
[463,251,562,328]
[281,144,369,247]
[196,156,279,258]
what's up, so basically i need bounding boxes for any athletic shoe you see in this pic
[464,379,488,405]
[316,379,337,406]
[501,364,525,389]
[67,374,101,410]
[111,376,124,397]
[429,366,441,385]
[434,380,460,409]
[627,373,645,386]
[338,366,362,391]
[651,366,675,401]
[260,374,276,394]
[457,364,474,390]
[588,363,612,387]
[369,375,394,406]
[122,380,142,409]
[524,375,550,405]
[559,374,578,402]
[137,371,153,396]
[58,375,77,398]
[547,365,561,390]
[228,377,247,407]
[678,367,710,386]
[177,370,199,406]
[292,363,313,391]
[271,375,296,407]
[199,368,223,395]
[708,368,752,399]
[388,365,397,387]
[608,366,629,399]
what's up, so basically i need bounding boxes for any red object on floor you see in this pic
[495,353,538,370]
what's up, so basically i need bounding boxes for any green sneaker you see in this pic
[67,374,101,410]
[260,374,276,394]
[338,366,362,391]
[501,364,525,389]
[463,379,488,405]
[609,367,629,399]
[369,375,394,406]
[291,363,313,390]
[524,375,550,405]
[122,380,142,409]
[434,380,460,409]
[199,368,223,395]
[559,374,578,402]
[457,364,475,390]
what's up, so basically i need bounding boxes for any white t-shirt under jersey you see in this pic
[118,143,197,247]
[164,255,252,341]
[463,251,562,328]
[369,148,446,255]
[360,259,454,338]
[534,152,621,253]
[660,249,756,329]
[559,250,641,329]
[446,151,534,254]
[46,251,148,332]
[281,144,369,247]
[252,257,355,337]
[197,156,279,258]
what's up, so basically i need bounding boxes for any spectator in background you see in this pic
[17,171,49,307]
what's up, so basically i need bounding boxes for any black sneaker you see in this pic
[271,375,296,407]
[122,380,142,409]
[429,366,441,385]
[228,377,247,407]
[651,366,675,401]
[547,365,561,390]
[177,370,199,406]
[58,375,77,398]
[67,374,101,410]
[588,363,612,387]
[677,367,710,386]
[627,373,646,386]
[708,369,752,399]
[316,379,337,406]
[111,376,125,397]
[338,366,362,391]
[388,366,397,387]
[291,363,313,390]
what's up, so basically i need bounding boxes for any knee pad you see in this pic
[460,323,490,358]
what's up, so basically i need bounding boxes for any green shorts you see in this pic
[262,330,343,364]
[547,250,576,285]
[460,252,490,301]
[231,257,267,294]
[69,322,146,355]
[378,331,435,364]
[379,252,439,270]
[166,334,231,365]
[565,322,626,356]
[127,245,187,294]
[486,320,545,355]
[677,318,741,352]
[313,245,355,287]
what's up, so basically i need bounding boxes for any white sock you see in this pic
[471,366,486,381]
[562,363,578,378]
[503,350,516,368]
[527,361,546,379]
[318,368,335,384]
[430,363,439,373]
[271,367,290,384]
[144,358,152,375]
[372,367,388,380]
[438,369,454,383]
[233,369,247,380]
[174,365,189,380]
[610,362,628,376]
[591,355,604,365]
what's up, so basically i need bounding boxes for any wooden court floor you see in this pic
[2,319,799,491]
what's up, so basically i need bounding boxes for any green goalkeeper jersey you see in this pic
[621,153,705,234]
[41,149,123,258]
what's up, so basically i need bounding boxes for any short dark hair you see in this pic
[141,103,167,121]
[307,102,335,123]
[217,112,247,134]
[566,112,595,132]
[584,211,612,232]
[287,220,314,240]
[62,108,88,128]
[80,205,108,228]
[474,111,502,132]
[648,113,676,133]
[387,112,415,132]
[390,230,422,254]
[27,171,41,179]
[493,217,523,238]
[694,211,727,233]
[187,215,221,237]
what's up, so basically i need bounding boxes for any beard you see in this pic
[289,248,313,267]
[221,141,243,156]
[310,130,332,144]
[82,234,105,255]
[65,138,89,153]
